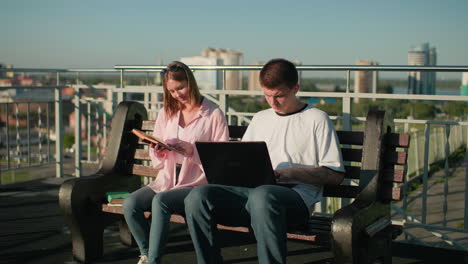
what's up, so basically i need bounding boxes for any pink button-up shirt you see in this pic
[148,99,229,193]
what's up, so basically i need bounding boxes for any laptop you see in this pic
[195,141,277,188]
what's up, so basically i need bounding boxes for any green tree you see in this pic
[63,133,75,149]
[378,84,394,94]
[442,101,468,119]
[301,80,318,92]
[404,102,438,119]
[315,101,342,116]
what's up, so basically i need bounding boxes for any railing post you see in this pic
[222,69,226,91]
[464,125,468,230]
[95,103,102,164]
[340,70,352,208]
[103,104,108,151]
[27,103,31,167]
[47,102,51,164]
[442,124,451,227]
[342,70,352,131]
[6,103,10,170]
[55,72,63,178]
[422,123,431,224]
[220,70,228,117]
[74,85,82,177]
[414,130,420,176]
[87,101,91,162]
[118,69,124,103]
[38,104,43,163]
[372,70,377,102]
[15,103,20,169]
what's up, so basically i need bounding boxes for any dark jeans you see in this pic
[184,184,309,264]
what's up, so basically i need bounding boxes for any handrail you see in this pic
[2,65,468,72]
[114,65,468,72]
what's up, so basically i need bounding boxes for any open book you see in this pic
[131,129,184,154]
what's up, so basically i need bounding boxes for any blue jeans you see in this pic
[122,186,192,264]
[184,184,309,264]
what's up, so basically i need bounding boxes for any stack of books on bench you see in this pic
[106,192,130,206]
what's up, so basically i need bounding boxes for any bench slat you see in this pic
[287,233,322,243]
[102,204,328,243]
[132,164,159,178]
[134,149,151,160]
[379,187,403,201]
[383,168,405,183]
[228,125,247,139]
[384,151,408,166]
[336,131,364,145]
[102,204,151,218]
[341,148,363,163]
[386,133,410,148]
[344,165,361,179]
[392,187,402,201]
[323,185,360,198]
[142,120,155,131]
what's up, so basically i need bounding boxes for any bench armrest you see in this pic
[331,199,391,263]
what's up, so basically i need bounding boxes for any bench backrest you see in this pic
[105,102,409,206]
[324,111,410,204]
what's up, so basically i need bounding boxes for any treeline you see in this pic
[315,99,467,120]
[27,74,463,90]
[228,96,467,121]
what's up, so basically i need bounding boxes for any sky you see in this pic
[1,0,467,73]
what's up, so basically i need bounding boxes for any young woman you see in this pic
[123,61,229,264]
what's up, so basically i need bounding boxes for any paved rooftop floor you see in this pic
[0,175,467,264]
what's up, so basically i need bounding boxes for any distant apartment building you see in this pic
[0,79,13,87]
[462,72,468,96]
[408,43,437,94]
[354,60,379,103]
[202,48,243,90]
[0,73,41,103]
[0,63,14,78]
[180,56,223,90]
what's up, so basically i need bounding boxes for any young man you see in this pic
[184,58,345,264]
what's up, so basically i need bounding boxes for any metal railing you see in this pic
[1,65,468,249]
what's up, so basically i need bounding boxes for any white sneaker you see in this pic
[137,255,148,264]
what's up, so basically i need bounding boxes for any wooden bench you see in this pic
[59,101,410,263]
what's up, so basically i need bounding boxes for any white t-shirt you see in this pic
[242,104,345,213]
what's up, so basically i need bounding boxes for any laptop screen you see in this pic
[195,141,276,188]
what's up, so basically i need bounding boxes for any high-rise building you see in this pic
[408,43,437,94]
[201,48,243,90]
[354,60,379,103]
[461,72,468,96]
[180,56,223,90]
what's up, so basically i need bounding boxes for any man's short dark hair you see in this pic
[259,58,298,89]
